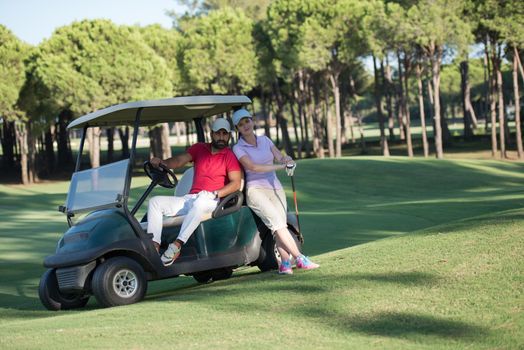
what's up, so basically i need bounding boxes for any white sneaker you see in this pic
[161,243,181,266]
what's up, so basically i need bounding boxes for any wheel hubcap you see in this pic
[112,269,138,298]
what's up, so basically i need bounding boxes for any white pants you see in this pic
[147,194,218,244]
[246,187,288,232]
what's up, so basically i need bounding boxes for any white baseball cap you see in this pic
[211,118,231,132]
[232,108,252,126]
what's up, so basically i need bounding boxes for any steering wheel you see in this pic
[143,161,178,189]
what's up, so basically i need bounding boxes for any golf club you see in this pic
[287,163,301,232]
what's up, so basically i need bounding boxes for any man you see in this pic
[147,118,242,266]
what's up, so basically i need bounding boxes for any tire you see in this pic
[91,257,147,308]
[256,228,302,272]
[38,269,90,311]
[193,271,213,284]
[257,233,278,272]
[211,268,233,281]
[193,268,233,284]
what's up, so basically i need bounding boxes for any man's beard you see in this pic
[212,139,228,149]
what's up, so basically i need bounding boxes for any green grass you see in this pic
[0,157,523,349]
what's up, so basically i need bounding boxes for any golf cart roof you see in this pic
[67,95,252,129]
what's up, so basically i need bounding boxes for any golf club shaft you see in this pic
[290,175,301,232]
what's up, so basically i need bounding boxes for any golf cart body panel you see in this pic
[39,94,299,310]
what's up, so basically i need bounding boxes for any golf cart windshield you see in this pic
[64,159,129,214]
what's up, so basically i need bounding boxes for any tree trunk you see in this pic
[161,123,172,159]
[515,47,524,83]
[185,122,191,146]
[460,60,474,140]
[106,127,114,163]
[1,120,16,168]
[44,127,55,175]
[57,109,73,165]
[328,71,342,158]
[324,80,335,158]
[311,83,324,158]
[268,105,275,140]
[298,70,311,157]
[416,63,429,157]
[87,127,101,168]
[383,56,395,141]
[357,111,366,154]
[294,76,307,156]
[430,43,444,159]
[261,92,271,137]
[496,65,506,159]
[373,55,390,157]
[27,121,37,183]
[16,123,28,184]
[118,127,130,159]
[273,81,295,158]
[174,122,182,145]
[393,58,406,142]
[149,124,171,159]
[485,39,498,156]
[288,88,302,158]
[399,52,413,157]
[149,127,159,159]
[492,43,506,159]
[483,41,490,129]
[513,46,523,159]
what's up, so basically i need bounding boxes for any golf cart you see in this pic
[39,95,302,310]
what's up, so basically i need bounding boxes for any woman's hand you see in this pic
[281,155,293,164]
[285,162,296,176]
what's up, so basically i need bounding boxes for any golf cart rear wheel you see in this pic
[38,269,90,311]
[193,268,233,284]
[257,230,302,272]
[211,268,233,281]
[91,257,147,308]
[193,271,213,284]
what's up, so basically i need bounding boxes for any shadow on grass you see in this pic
[303,309,490,339]
[144,271,488,342]
[145,270,440,302]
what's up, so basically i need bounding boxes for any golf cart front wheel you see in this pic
[91,257,147,308]
[38,269,90,311]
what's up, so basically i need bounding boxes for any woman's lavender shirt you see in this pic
[233,135,283,190]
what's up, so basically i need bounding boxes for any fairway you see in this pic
[0,157,522,349]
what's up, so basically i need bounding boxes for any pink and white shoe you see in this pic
[278,259,293,275]
[296,255,319,270]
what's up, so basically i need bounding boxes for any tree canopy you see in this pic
[179,7,258,94]
[0,25,29,120]
[22,19,172,119]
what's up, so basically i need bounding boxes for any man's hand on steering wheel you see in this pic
[143,160,178,189]
[150,157,164,169]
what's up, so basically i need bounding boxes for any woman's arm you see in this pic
[270,145,293,165]
[237,154,286,173]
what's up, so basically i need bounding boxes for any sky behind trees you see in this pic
[0,0,183,45]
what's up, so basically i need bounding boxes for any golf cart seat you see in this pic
[140,167,244,230]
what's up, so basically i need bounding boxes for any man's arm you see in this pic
[151,152,192,170]
[216,170,242,199]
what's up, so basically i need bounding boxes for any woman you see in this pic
[232,108,319,274]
